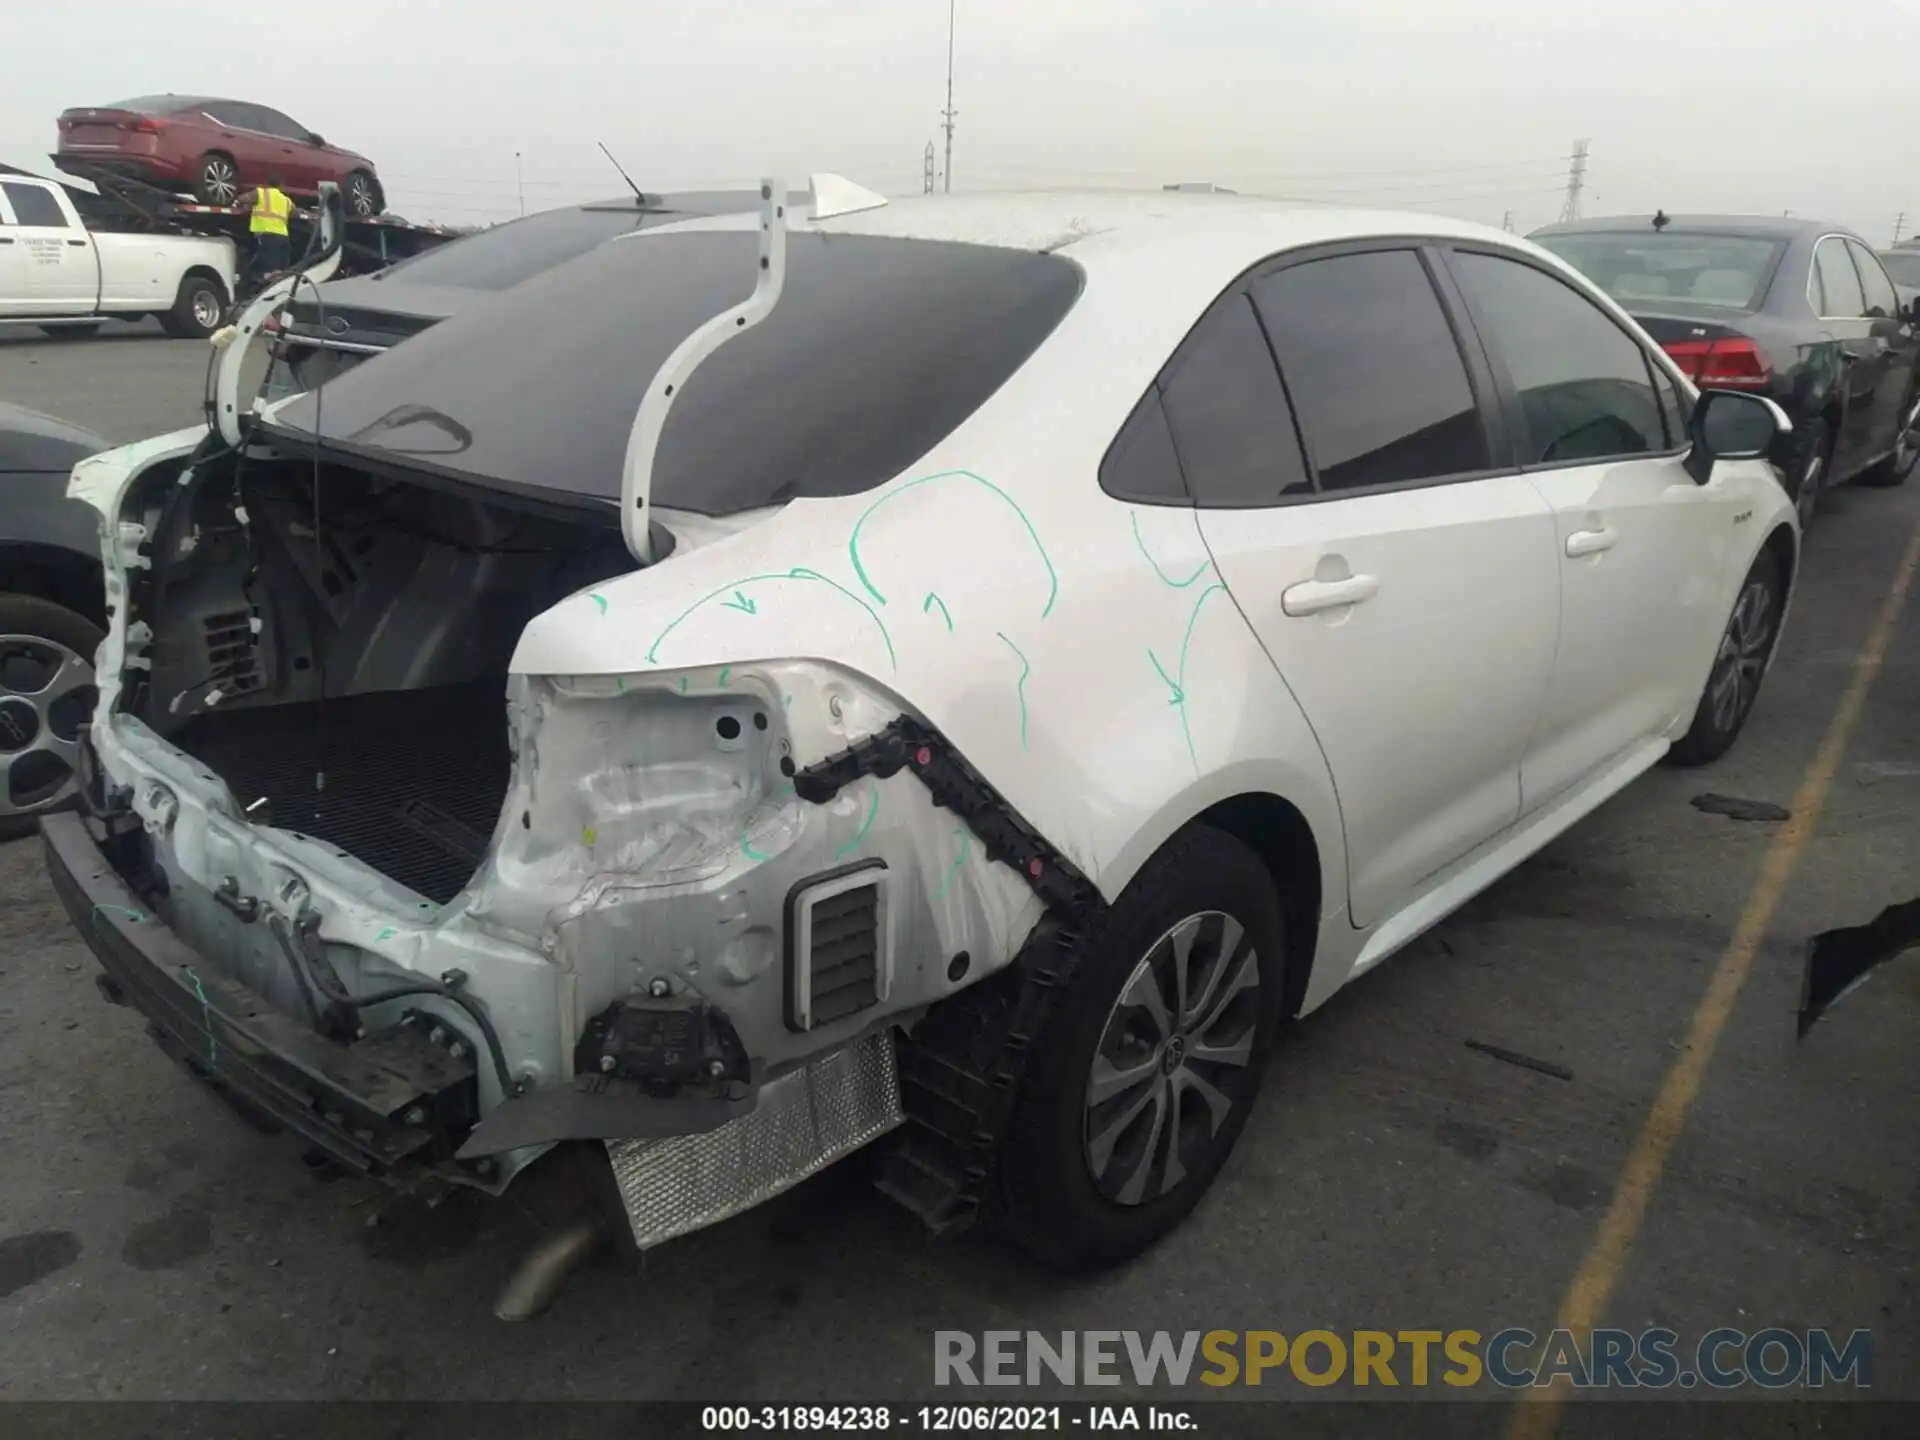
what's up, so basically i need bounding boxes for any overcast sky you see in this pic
[5,1,1915,239]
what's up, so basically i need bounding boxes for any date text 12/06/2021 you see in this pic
[701,1406,1196,1432]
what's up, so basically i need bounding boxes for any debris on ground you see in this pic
[1465,1039,1575,1081]
[1798,896,1920,1037]
[1691,793,1793,822]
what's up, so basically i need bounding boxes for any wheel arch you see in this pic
[0,543,108,630]
[1094,759,1346,1024]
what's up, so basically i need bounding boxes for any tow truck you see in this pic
[0,161,457,337]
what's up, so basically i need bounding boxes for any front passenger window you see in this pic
[1451,251,1666,465]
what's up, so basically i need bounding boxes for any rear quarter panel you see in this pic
[509,237,1349,930]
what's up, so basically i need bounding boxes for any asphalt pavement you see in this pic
[0,329,1916,1419]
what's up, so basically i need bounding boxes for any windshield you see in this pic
[265,229,1084,517]
[1535,231,1785,311]
[1879,250,1920,288]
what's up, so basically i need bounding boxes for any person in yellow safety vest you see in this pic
[238,171,294,286]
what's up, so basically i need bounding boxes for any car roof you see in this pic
[1532,213,1844,241]
[638,188,1546,319]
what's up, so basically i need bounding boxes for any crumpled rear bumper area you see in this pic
[41,809,479,1192]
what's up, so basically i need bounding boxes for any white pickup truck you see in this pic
[0,174,235,339]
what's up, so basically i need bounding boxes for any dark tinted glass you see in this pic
[1099,391,1188,504]
[253,108,308,140]
[1452,252,1664,464]
[1847,240,1900,318]
[1,183,69,229]
[1158,295,1310,505]
[1653,363,1690,449]
[370,203,673,291]
[1880,250,1920,288]
[1814,238,1865,317]
[1535,231,1782,311]
[1253,250,1488,491]
[264,231,1083,517]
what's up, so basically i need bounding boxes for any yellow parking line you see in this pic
[1509,517,1920,1440]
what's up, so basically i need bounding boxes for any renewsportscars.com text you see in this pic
[933,1328,1873,1390]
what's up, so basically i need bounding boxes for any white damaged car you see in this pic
[46,181,1799,1288]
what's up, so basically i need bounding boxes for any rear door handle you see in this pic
[65,239,86,247]
[0,237,13,245]
[1566,527,1618,557]
[1281,574,1380,617]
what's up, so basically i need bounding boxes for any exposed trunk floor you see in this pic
[174,682,512,905]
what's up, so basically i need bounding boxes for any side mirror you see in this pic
[1684,389,1792,485]
[307,132,327,147]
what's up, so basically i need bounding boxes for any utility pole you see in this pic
[515,152,525,217]
[923,141,936,194]
[941,0,957,193]
[1896,212,1908,245]
[1558,139,1589,224]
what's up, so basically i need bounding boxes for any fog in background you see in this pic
[4,0,1914,239]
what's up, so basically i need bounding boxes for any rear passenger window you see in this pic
[1099,390,1188,504]
[1847,239,1901,319]
[1157,294,1312,506]
[1451,252,1667,464]
[1252,249,1489,492]
[0,182,69,229]
[1813,238,1865,318]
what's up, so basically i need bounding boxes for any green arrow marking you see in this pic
[721,590,758,615]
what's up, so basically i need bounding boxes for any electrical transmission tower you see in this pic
[1559,140,1589,224]
[1502,210,1514,233]
[941,0,957,192]
[923,141,936,195]
[1896,212,1907,245]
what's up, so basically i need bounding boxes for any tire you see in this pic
[193,151,240,207]
[997,825,1288,1271]
[159,273,227,340]
[0,593,103,842]
[1858,387,1920,488]
[39,324,100,339]
[1666,545,1785,768]
[1786,416,1830,533]
[345,170,382,218]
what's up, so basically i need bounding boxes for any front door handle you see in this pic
[65,239,87,247]
[1566,527,1618,557]
[1281,574,1380,617]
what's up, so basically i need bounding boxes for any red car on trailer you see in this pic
[55,95,384,217]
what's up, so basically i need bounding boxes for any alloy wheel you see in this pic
[191,287,222,330]
[1893,397,1920,478]
[0,635,96,821]
[1706,576,1776,735]
[202,159,238,206]
[1083,910,1262,1206]
[348,176,376,216]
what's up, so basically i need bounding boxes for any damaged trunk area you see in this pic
[124,450,634,902]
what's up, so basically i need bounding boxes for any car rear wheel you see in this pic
[997,825,1286,1270]
[159,274,227,339]
[1859,390,1920,488]
[1666,545,1784,768]
[193,152,240,206]
[0,594,102,841]
[345,170,382,218]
